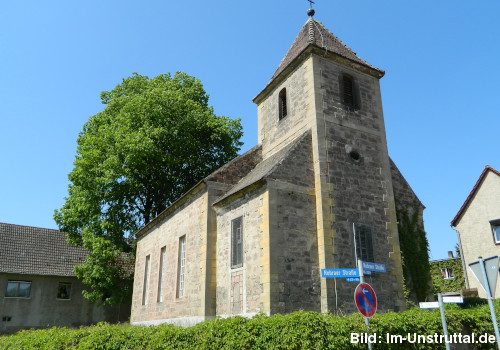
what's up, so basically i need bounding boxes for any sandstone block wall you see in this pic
[258,56,315,160]
[131,189,209,324]
[314,55,405,313]
[266,132,320,313]
[215,186,266,317]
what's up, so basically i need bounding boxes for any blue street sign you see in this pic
[362,261,386,273]
[321,268,359,278]
[346,277,360,282]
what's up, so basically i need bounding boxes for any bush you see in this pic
[1,304,499,349]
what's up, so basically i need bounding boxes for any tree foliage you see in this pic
[54,72,243,305]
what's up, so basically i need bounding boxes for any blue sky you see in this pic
[1,1,499,260]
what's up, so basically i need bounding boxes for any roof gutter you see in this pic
[451,225,470,289]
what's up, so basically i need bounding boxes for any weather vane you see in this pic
[307,0,315,17]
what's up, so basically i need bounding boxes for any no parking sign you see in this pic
[354,282,377,318]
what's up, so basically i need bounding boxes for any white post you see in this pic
[358,259,373,350]
[437,293,451,350]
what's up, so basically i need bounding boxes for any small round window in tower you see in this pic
[349,150,361,162]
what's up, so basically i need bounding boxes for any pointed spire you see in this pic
[269,19,383,84]
[253,14,384,103]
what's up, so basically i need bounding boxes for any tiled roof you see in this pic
[0,222,87,277]
[215,131,311,204]
[270,18,383,83]
[136,146,263,238]
[254,17,384,104]
[451,166,500,226]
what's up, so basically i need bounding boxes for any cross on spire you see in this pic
[307,0,315,17]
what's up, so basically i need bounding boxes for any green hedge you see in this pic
[1,303,500,349]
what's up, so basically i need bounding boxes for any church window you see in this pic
[341,74,358,109]
[279,88,287,120]
[56,282,71,300]
[231,217,243,268]
[177,236,186,298]
[5,281,31,298]
[349,150,361,162]
[354,224,374,263]
[142,255,150,305]
[490,220,500,244]
[441,268,453,279]
[158,246,166,302]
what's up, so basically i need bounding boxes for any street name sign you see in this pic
[362,261,386,273]
[419,296,463,309]
[321,268,359,278]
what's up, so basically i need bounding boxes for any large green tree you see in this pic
[55,72,243,305]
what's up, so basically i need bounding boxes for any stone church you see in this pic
[130,11,424,326]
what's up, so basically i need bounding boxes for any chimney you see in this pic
[448,251,454,259]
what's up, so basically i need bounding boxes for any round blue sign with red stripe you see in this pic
[354,282,377,318]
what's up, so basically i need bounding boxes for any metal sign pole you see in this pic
[437,293,451,350]
[358,259,373,350]
[478,257,500,350]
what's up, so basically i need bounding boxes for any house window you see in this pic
[231,217,243,268]
[354,224,374,263]
[490,220,500,244]
[278,88,287,120]
[441,268,453,279]
[142,255,151,305]
[57,283,71,300]
[6,281,31,298]
[177,236,186,298]
[342,74,358,109]
[158,246,166,303]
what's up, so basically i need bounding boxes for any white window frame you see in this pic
[158,246,166,303]
[142,255,151,305]
[490,220,500,244]
[177,236,186,298]
[441,268,453,279]
[231,217,243,268]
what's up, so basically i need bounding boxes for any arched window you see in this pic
[342,74,355,108]
[279,88,287,120]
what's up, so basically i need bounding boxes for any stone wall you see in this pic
[390,159,431,303]
[131,187,211,326]
[266,131,320,313]
[313,54,405,313]
[215,186,267,317]
[257,56,315,160]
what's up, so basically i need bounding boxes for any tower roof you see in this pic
[273,18,383,81]
[254,17,384,103]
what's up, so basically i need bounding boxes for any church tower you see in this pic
[253,9,406,313]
